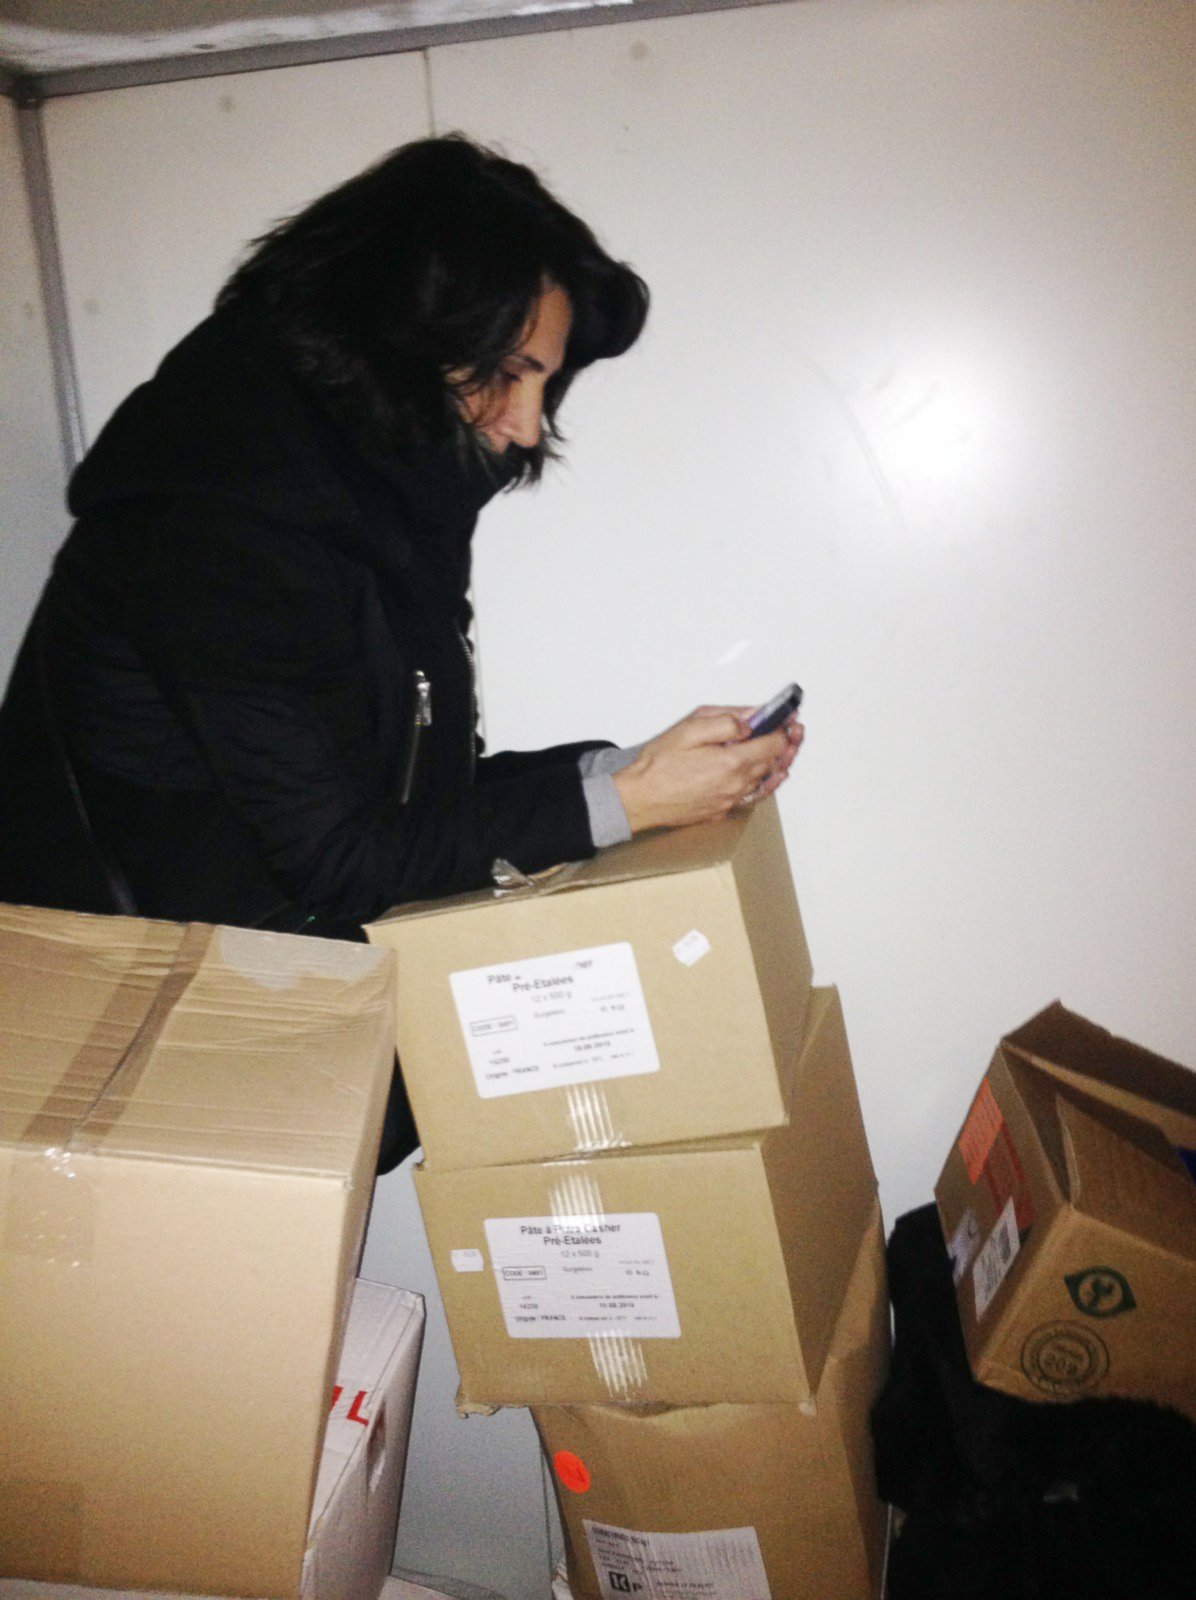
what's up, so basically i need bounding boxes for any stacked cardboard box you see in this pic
[0,1276,426,1600]
[367,800,889,1595]
[0,904,398,1596]
[935,1002,1196,1420]
[538,1204,890,1600]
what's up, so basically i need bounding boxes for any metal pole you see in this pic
[13,77,86,474]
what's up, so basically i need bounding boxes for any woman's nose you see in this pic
[501,387,544,449]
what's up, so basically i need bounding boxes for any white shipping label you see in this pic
[973,1195,1020,1319]
[583,1521,771,1600]
[484,1212,681,1339]
[947,1206,981,1285]
[450,941,660,1100]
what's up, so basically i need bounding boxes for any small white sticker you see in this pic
[484,1212,680,1339]
[672,929,712,967]
[450,942,660,1100]
[451,1249,485,1273]
[947,1207,981,1284]
[973,1196,1020,1319]
[584,1521,771,1600]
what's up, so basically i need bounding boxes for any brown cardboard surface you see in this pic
[0,1277,426,1600]
[936,1004,1196,1420]
[1003,1001,1196,1150]
[0,905,397,1597]
[366,799,812,1170]
[535,1202,890,1600]
[417,987,877,1407]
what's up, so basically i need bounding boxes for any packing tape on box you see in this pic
[548,1169,651,1400]
[216,924,390,988]
[3,923,213,1264]
[490,858,576,898]
[69,922,213,1150]
[564,1084,628,1155]
[1,1145,98,1267]
[588,1328,650,1398]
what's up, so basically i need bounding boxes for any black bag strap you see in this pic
[33,598,139,917]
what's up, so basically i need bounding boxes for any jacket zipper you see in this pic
[399,668,432,804]
[456,625,478,783]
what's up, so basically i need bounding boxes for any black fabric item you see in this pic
[0,307,615,1174]
[376,1058,420,1177]
[872,1204,1196,1600]
[0,307,608,931]
[0,307,610,934]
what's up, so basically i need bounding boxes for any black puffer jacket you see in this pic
[0,309,606,935]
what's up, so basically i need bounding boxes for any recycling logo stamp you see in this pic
[1064,1267,1136,1319]
[1022,1321,1110,1396]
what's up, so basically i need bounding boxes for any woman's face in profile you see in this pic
[458,282,572,455]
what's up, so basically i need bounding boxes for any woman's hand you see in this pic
[613,705,804,834]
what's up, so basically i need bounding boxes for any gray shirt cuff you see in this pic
[578,745,642,848]
[577,743,642,779]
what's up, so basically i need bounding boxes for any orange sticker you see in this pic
[554,1450,591,1494]
[983,1124,1034,1232]
[959,1078,1005,1184]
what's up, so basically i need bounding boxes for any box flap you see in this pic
[1056,1090,1196,1262]
[0,904,395,1175]
[368,806,762,928]
[1004,1002,1196,1147]
[1000,1053,1072,1200]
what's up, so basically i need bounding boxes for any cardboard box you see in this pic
[417,987,876,1407]
[304,1280,424,1600]
[536,1201,890,1600]
[935,1002,1196,1418]
[366,799,812,1170]
[0,905,396,1597]
[0,1277,426,1600]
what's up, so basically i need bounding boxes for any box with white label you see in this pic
[417,988,877,1406]
[0,1278,425,1600]
[366,799,812,1170]
[935,1002,1196,1420]
[536,1203,890,1600]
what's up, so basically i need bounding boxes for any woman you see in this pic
[0,135,802,1168]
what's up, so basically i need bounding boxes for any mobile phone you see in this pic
[746,681,803,738]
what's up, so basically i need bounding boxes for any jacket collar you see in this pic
[67,309,514,547]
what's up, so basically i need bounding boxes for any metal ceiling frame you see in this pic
[0,0,790,99]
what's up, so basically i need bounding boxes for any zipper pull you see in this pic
[414,669,432,727]
[399,669,431,806]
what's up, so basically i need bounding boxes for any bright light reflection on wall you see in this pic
[858,352,1000,498]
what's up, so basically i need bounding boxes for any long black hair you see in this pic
[217,134,649,482]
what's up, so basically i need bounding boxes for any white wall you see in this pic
[0,97,69,682]
[14,2,1196,1595]
[440,0,1196,1217]
[43,51,431,444]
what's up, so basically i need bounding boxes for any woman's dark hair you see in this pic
[217,134,649,482]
